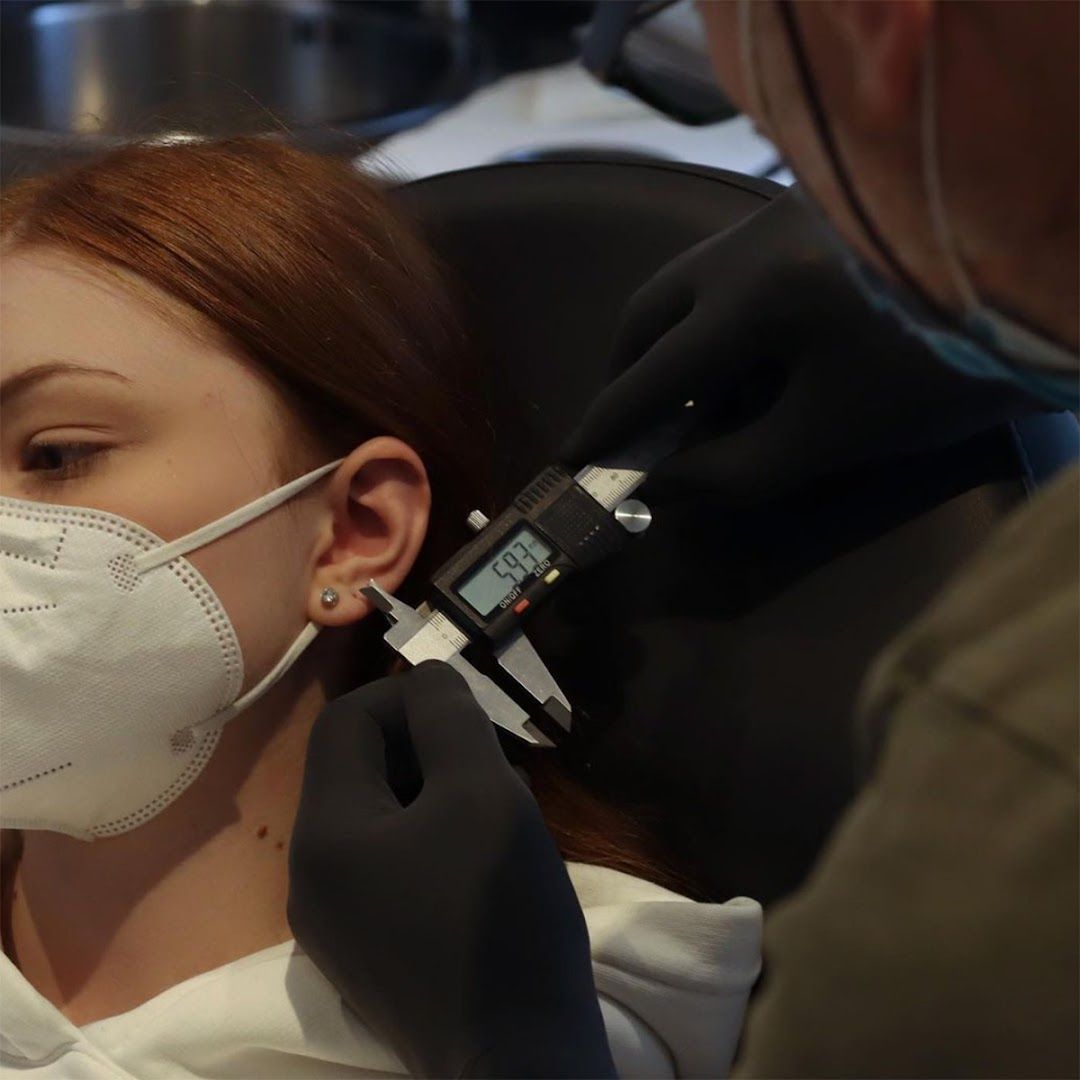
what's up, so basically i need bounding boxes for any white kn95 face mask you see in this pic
[0,458,345,840]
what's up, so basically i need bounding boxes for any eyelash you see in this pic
[22,440,110,482]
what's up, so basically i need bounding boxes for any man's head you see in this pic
[698,0,1078,351]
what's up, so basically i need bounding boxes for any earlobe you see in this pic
[824,0,934,126]
[309,438,431,627]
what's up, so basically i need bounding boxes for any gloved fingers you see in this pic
[352,675,425,807]
[647,349,861,506]
[639,345,894,505]
[605,268,696,380]
[303,683,403,818]
[565,189,841,468]
[642,428,803,506]
[400,660,508,779]
[566,304,765,465]
[645,361,1035,507]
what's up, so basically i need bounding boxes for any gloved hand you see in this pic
[563,188,1040,505]
[287,660,616,1080]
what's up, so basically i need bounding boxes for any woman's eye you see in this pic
[22,441,109,481]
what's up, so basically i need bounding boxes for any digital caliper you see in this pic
[363,402,695,747]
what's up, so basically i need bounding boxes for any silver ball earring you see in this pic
[320,587,340,610]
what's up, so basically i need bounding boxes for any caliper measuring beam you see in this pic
[364,403,696,746]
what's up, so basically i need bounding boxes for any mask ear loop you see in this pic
[920,15,981,315]
[774,0,933,304]
[130,457,347,730]
[211,621,322,727]
[738,0,772,133]
[132,458,346,574]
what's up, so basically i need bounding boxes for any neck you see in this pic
[5,653,337,1026]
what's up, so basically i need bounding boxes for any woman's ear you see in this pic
[307,437,430,627]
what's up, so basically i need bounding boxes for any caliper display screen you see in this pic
[455,526,553,617]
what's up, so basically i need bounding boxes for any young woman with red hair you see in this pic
[0,139,760,1077]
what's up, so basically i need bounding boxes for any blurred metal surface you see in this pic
[1,0,478,178]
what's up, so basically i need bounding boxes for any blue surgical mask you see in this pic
[845,257,1079,412]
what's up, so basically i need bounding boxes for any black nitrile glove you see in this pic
[563,189,1040,504]
[288,660,616,1080]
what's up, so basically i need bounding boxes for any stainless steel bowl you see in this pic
[1,0,475,177]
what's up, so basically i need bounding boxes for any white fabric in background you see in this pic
[0,864,762,1079]
[357,61,786,184]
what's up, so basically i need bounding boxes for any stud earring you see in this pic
[320,587,340,610]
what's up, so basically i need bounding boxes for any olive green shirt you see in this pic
[736,465,1079,1078]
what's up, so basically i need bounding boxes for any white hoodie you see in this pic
[0,864,761,1079]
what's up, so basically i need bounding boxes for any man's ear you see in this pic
[818,0,934,126]
[307,437,431,627]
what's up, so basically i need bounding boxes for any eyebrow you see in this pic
[0,362,134,407]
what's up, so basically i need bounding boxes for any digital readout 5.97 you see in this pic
[454,526,554,618]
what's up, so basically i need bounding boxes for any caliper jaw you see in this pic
[362,582,557,747]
